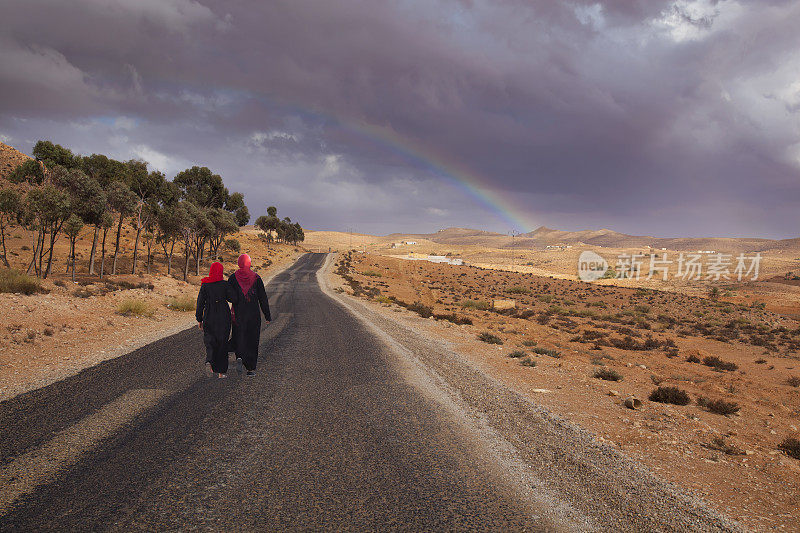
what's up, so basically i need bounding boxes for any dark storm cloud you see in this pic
[1,0,798,236]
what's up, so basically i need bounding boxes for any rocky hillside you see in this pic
[0,142,31,180]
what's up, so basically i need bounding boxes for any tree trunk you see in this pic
[0,223,8,267]
[70,239,76,282]
[167,240,174,275]
[26,230,38,275]
[112,212,124,275]
[88,226,99,275]
[100,227,108,279]
[131,225,142,274]
[44,231,58,279]
[183,240,190,281]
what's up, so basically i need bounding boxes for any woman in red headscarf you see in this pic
[228,253,271,376]
[196,262,238,378]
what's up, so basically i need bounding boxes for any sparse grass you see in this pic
[361,270,382,277]
[434,312,473,325]
[532,346,561,358]
[407,301,433,318]
[506,286,530,294]
[519,357,537,367]
[521,339,538,347]
[649,386,691,405]
[686,353,700,363]
[593,367,623,381]
[634,304,651,314]
[374,295,392,304]
[702,355,738,372]
[787,376,800,388]
[461,299,491,310]
[117,298,155,317]
[697,397,740,416]
[779,437,800,460]
[507,350,525,358]
[165,295,196,312]
[72,288,93,298]
[478,332,503,345]
[0,269,45,295]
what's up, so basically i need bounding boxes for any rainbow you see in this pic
[248,92,536,232]
[347,119,535,232]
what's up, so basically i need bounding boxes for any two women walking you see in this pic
[195,254,271,378]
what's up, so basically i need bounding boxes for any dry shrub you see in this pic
[166,295,196,312]
[649,386,691,405]
[593,368,623,381]
[0,269,45,295]
[117,298,155,317]
[697,397,740,416]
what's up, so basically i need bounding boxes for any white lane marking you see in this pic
[0,388,168,514]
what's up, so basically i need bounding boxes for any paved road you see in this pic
[0,254,556,531]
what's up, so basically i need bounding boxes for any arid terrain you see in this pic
[0,224,303,401]
[326,249,800,531]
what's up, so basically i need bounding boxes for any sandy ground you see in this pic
[0,230,304,402]
[329,251,800,531]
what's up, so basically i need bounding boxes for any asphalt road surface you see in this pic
[0,254,740,532]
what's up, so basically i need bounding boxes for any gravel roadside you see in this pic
[318,253,745,532]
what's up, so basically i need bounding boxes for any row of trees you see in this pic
[255,206,305,245]
[0,141,253,281]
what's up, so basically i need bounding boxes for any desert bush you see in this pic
[507,350,525,358]
[117,298,155,317]
[649,386,691,405]
[779,437,800,460]
[0,269,45,295]
[702,356,738,372]
[521,339,538,347]
[787,376,800,388]
[520,357,537,367]
[532,346,561,358]
[224,238,241,252]
[72,288,93,298]
[634,304,651,314]
[166,295,196,312]
[375,295,392,304]
[361,270,382,277]
[506,286,530,294]
[461,300,491,310]
[478,332,503,345]
[686,353,700,363]
[407,301,433,318]
[43,327,54,336]
[434,312,473,325]
[593,368,623,381]
[697,397,740,416]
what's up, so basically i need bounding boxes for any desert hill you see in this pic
[0,142,32,179]
[386,226,795,253]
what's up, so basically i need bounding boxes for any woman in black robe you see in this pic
[196,261,237,378]
[228,253,271,376]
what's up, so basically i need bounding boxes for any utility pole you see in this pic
[509,230,520,270]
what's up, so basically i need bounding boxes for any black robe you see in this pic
[196,280,237,373]
[228,273,271,371]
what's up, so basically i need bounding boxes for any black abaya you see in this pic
[228,274,271,371]
[196,280,237,373]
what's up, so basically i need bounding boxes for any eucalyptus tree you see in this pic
[207,208,239,259]
[0,189,22,267]
[158,202,189,276]
[53,165,106,276]
[63,214,83,281]
[107,173,138,275]
[24,181,71,278]
[129,167,166,274]
[81,154,123,274]
[98,211,114,279]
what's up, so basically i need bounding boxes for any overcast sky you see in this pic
[1,0,799,237]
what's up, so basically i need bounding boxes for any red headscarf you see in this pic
[201,262,224,284]
[235,253,258,298]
